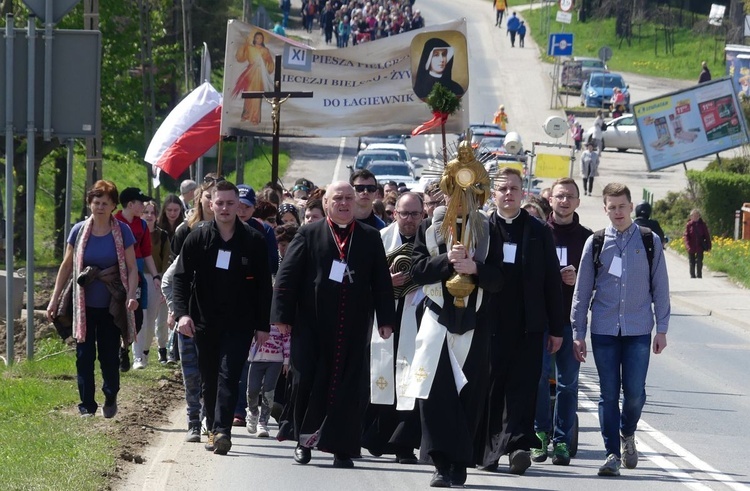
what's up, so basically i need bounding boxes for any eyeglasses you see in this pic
[203,175,226,184]
[424,200,443,207]
[395,211,422,219]
[552,194,579,201]
[353,184,377,193]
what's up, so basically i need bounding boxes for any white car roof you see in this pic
[366,143,409,151]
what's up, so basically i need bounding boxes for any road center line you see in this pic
[578,374,744,490]
[332,136,347,182]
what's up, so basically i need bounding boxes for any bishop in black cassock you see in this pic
[271,181,396,468]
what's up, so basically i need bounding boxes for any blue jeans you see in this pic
[76,307,121,414]
[535,325,580,446]
[178,332,203,425]
[591,333,651,457]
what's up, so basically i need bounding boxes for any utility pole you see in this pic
[138,0,157,197]
[84,0,102,193]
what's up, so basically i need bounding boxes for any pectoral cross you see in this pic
[345,266,355,284]
[242,54,313,184]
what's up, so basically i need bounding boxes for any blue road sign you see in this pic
[547,33,574,57]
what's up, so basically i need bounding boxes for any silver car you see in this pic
[584,113,641,152]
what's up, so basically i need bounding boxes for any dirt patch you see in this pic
[1,268,185,489]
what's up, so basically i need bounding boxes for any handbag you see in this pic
[701,236,711,252]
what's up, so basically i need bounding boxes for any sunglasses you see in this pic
[292,185,310,192]
[353,184,377,193]
[203,175,226,184]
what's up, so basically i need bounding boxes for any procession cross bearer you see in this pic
[407,141,505,488]
[242,54,313,183]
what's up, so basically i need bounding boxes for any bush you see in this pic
[704,155,750,174]
[686,170,750,237]
[652,189,696,241]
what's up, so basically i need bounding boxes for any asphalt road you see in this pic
[120,1,750,489]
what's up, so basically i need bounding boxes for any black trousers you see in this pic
[482,330,544,465]
[194,326,253,436]
[689,251,704,278]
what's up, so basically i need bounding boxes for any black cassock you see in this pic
[271,219,395,457]
[410,217,505,468]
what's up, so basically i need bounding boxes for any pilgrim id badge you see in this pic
[216,250,231,270]
[329,260,347,283]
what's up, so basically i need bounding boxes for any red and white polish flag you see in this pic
[145,82,222,179]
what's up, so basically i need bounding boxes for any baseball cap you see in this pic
[119,187,153,205]
[237,184,256,207]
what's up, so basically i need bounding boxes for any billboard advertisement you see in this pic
[632,78,749,171]
[221,19,469,138]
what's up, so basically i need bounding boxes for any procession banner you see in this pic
[221,19,469,138]
[633,77,750,171]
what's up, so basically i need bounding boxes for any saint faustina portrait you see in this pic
[412,37,466,100]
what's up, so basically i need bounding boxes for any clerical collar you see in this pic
[498,209,521,224]
[400,233,415,244]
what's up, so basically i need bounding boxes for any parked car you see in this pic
[561,56,609,89]
[348,149,403,173]
[581,72,630,109]
[366,161,419,188]
[583,113,641,152]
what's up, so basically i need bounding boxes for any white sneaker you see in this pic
[133,357,146,370]
[246,412,259,434]
[257,423,269,438]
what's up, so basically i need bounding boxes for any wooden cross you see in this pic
[242,55,313,184]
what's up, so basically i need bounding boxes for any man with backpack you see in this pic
[571,183,670,477]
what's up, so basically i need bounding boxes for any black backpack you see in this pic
[591,226,655,294]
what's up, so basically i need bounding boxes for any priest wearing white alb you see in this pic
[364,192,425,464]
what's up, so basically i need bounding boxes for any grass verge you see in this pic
[0,336,184,490]
[517,5,713,81]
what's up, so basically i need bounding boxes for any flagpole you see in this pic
[216,139,224,177]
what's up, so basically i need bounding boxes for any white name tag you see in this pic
[216,249,231,270]
[503,243,517,264]
[556,246,568,266]
[329,260,347,283]
[608,255,622,278]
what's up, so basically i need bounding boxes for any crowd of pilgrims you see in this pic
[50,161,665,487]
[301,0,424,47]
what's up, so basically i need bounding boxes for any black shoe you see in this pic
[429,468,451,487]
[294,444,311,464]
[333,453,354,468]
[119,347,130,373]
[158,348,168,364]
[102,397,118,419]
[396,451,419,464]
[450,464,467,485]
[479,462,498,472]
[509,450,531,475]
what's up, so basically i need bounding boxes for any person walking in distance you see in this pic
[506,12,521,47]
[580,142,600,196]
[683,209,711,279]
[494,0,507,27]
[571,183,670,477]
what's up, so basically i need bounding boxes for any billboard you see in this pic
[221,19,469,138]
[632,78,749,171]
